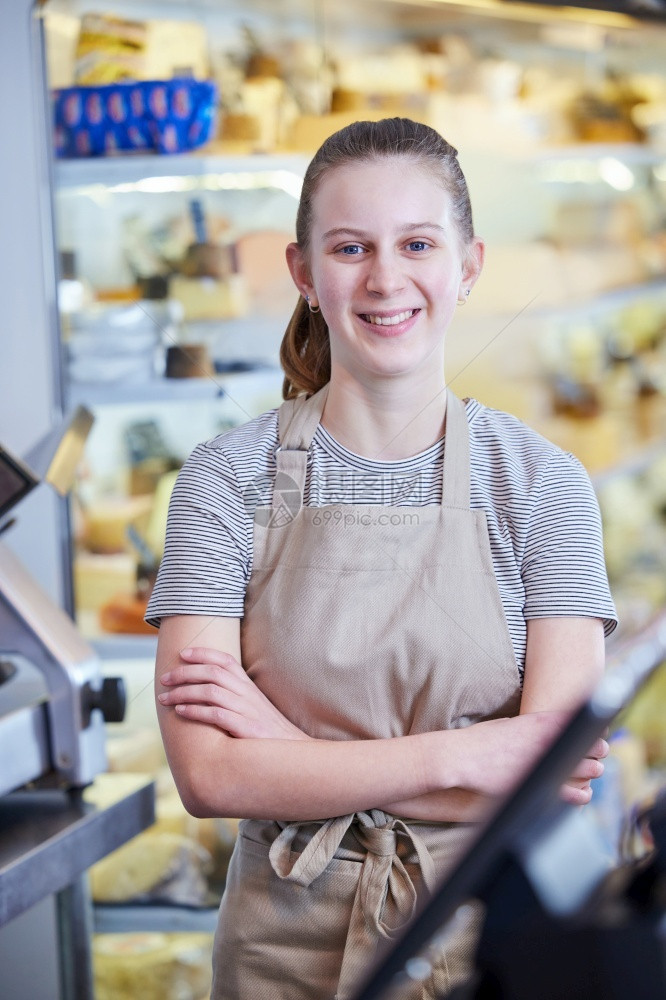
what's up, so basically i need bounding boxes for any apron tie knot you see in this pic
[355,824,397,859]
[268,809,439,998]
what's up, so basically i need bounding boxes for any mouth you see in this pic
[358,309,419,327]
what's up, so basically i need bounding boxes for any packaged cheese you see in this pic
[93,932,212,1000]
[90,830,212,905]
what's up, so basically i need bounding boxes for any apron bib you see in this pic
[212,386,521,1000]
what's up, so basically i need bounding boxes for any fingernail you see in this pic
[175,705,186,714]
[181,648,193,658]
[161,672,172,683]
[157,693,167,702]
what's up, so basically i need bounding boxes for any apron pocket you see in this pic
[212,830,364,1000]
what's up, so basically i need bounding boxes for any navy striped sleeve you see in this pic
[521,449,618,637]
[145,441,250,626]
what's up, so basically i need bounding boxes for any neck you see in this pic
[321,369,448,461]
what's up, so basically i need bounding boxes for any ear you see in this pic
[286,242,313,300]
[460,236,485,295]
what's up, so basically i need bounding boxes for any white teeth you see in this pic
[363,310,416,326]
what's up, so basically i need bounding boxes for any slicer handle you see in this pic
[81,676,126,725]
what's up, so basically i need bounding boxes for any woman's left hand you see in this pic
[157,646,311,741]
[560,735,609,805]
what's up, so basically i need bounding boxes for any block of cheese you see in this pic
[93,933,212,1000]
[235,230,294,315]
[169,274,248,321]
[105,728,166,774]
[84,495,154,554]
[73,14,209,86]
[90,830,212,904]
[144,470,179,560]
[144,20,209,80]
[99,592,154,635]
[74,552,137,611]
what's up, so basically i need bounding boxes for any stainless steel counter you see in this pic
[0,773,155,999]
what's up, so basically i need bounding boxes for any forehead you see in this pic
[310,157,453,231]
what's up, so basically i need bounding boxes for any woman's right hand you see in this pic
[158,646,311,742]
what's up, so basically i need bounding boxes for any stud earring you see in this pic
[306,295,320,314]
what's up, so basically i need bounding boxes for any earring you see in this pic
[306,294,320,314]
[457,288,471,305]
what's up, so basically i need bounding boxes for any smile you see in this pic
[359,309,418,326]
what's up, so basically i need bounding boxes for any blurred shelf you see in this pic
[67,363,282,408]
[526,142,666,166]
[53,145,666,194]
[89,634,158,661]
[67,376,225,407]
[533,277,666,319]
[55,150,309,193]
[592,434,666,489]
[94,902,219,934]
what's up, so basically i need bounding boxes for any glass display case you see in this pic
[35,1,666,994]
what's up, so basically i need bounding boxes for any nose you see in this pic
[365,249,406,297]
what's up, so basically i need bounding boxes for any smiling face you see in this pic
[287,156,484,387]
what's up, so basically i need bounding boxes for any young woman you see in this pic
[148,118,617,1000]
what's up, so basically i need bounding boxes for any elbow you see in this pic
[178,784,213,819]
[170,761,238,820]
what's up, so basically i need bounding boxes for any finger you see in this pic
[560,782,593,806]
[570,757,604,780]
[587,737,609,760]
[158,683,245,715]
[567,778,591,791]
[181,647,243,672]
[160,661,246,695]
[174,702,258,738]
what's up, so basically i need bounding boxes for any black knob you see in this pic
[81,677,126,725]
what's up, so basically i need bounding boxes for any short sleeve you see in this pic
[522,450,618,637]
[145,442,250,627]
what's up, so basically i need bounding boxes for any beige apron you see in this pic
[212,385,521,1000]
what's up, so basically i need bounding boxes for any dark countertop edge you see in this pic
[0,776,155,927]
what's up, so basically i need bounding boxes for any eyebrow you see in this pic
[321,222,447,242]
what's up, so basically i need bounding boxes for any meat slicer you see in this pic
[0,411,125,797]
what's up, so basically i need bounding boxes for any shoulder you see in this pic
[465,397,590,497]
[181,408,279,488]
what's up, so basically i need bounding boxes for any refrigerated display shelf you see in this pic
[93,902,219,935]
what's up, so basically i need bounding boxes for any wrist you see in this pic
[421,729,463,793]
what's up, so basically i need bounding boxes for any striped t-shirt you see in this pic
[146,397,618,673]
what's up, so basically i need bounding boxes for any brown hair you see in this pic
[280,117,475,399]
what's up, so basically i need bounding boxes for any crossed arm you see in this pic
[155,613,607,823]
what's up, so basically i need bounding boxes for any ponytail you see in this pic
[280,296,331,400]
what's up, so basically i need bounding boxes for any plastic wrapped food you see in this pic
[53,78,218,157]
[93,933,212,1000]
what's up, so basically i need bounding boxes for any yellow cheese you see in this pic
[93,932,212,1000]
[84,495,153,554]
[90,830,212,903]
[169,274,249,321]
[74,552,137,611]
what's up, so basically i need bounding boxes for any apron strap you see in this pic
[269,810,438,1000]
[274,384,471,513]
[278,384,330,450]
[275,385,330,506]
[441,389,471,510]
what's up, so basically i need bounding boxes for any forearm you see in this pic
[163,717,448,820]
[379,788,491,824]
[156,617,570,820]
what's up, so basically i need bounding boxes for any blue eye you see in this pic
[407,241,428,252]
[339,244,364,255]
